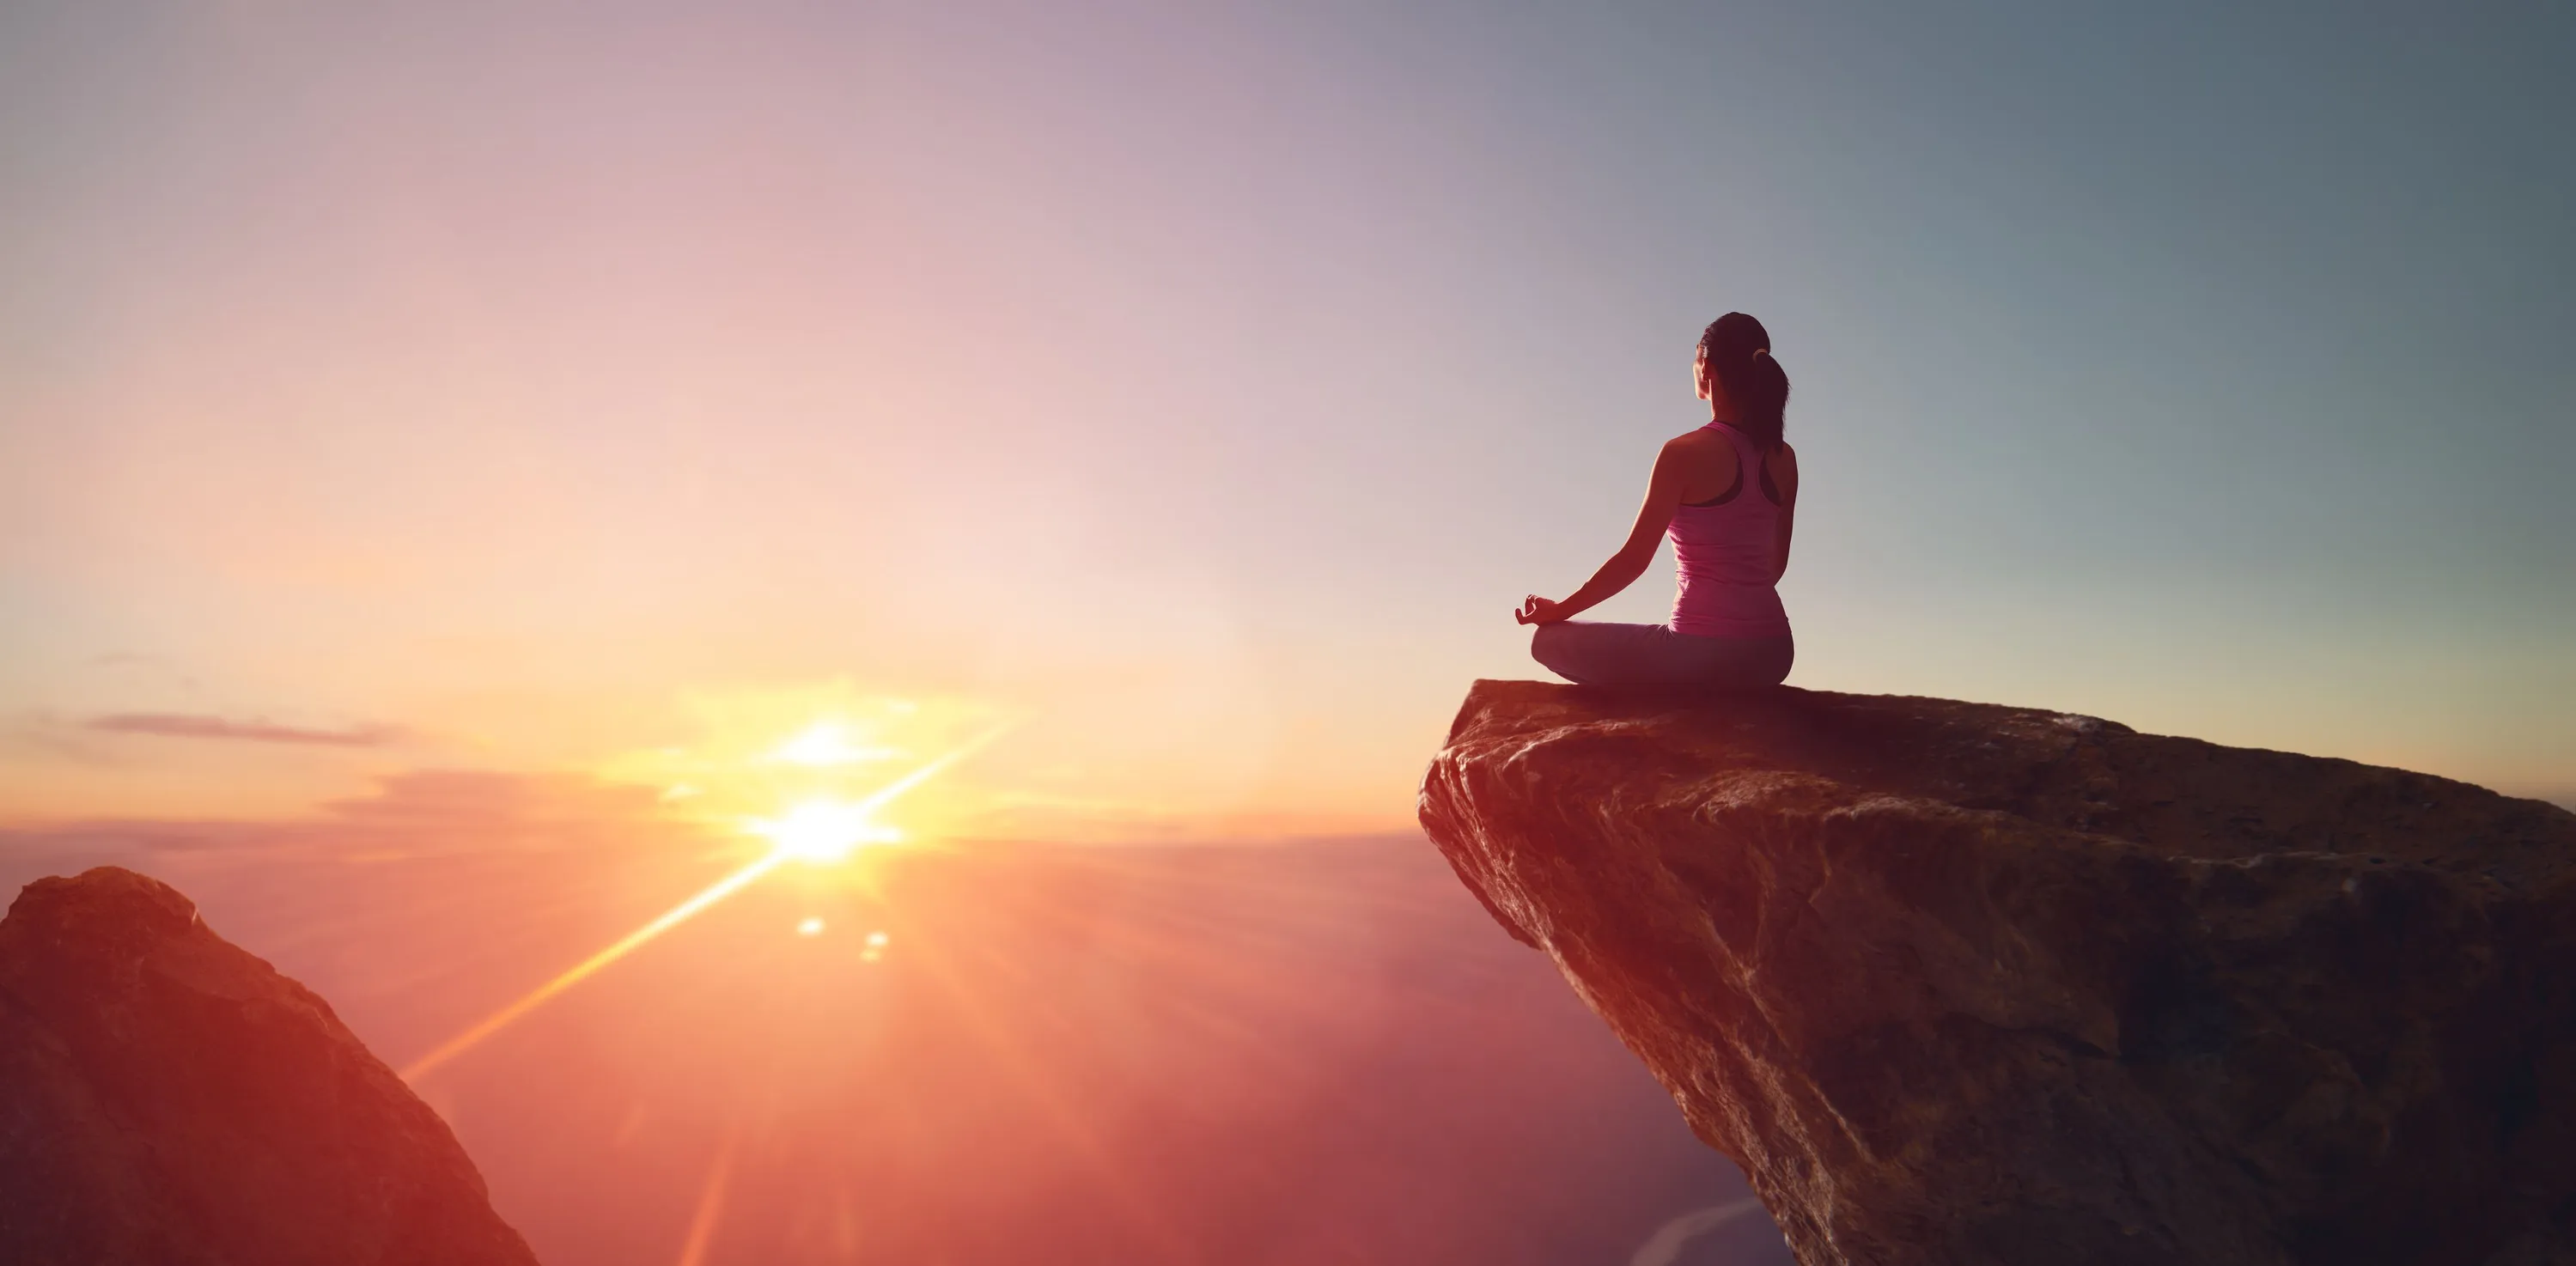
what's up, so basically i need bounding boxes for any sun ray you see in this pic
[398,850,787,1081]
[673,1131,740,1266]
[881,899,1201,1263]
[848,724,1010,815]
[397,723,1013,1083]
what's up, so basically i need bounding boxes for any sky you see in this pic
[4,0,2572,836]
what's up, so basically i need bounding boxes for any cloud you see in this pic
[2,767,709,863]
[87,713,402,748]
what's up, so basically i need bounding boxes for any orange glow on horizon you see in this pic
[398,721,1012,1083]
[764,720,901,769]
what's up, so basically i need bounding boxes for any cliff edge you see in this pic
[1419,680,2576,1266]
[0,867,539,1266]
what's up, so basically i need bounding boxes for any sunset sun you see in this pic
[746,797,904,865]
[395,701,1016,1082]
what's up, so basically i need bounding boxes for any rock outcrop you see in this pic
[1420,681,2576,1266]
[0,867,539,1266]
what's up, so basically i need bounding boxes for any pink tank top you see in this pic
[1668,421,1791,639]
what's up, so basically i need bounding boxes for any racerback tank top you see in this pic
[1666,420,1791,639]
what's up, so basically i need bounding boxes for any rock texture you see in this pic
[1420,681,2576,1266]
[0,867,539,1266]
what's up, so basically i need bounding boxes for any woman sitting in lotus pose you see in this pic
[1516,311,1797,687]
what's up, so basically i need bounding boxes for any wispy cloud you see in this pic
[87,713,402,748]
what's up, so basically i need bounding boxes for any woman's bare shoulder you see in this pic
[1654,427,1733,469]
[1656,428,1736,504]
[1663,427,1734,457]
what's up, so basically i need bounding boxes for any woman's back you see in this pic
[1667,421,1792,639]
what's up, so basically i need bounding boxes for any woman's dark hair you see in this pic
[1698,312,1789,452]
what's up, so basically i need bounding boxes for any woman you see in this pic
[1516,312,1797,687]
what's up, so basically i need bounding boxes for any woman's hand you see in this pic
[1515,434,1693,630]
[1515,595,1571,625]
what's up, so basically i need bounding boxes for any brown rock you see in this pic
[1419,680,2576,1266]
[0,867,539,1266]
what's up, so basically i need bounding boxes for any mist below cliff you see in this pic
[0,826,1787,1266]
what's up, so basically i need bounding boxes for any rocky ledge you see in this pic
[0,867,538,1266]
[1420,681,2576,1266]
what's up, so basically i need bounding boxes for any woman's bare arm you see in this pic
[1517,438,1696,625]
[1769,443,1800,583]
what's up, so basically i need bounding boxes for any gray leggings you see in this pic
[1531,621,1793,688]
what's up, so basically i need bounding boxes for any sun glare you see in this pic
[747,798,904,865]
[764,721,898,768]
[596,687,1011,847]
[399,700,1019,1083]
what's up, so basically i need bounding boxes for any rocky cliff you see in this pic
[1419,680,2576,1266]
[0,867,539,1266]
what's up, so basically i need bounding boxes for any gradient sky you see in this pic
[4,0,2571,834]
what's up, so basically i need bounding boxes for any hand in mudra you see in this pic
[1515,595,1570,625]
